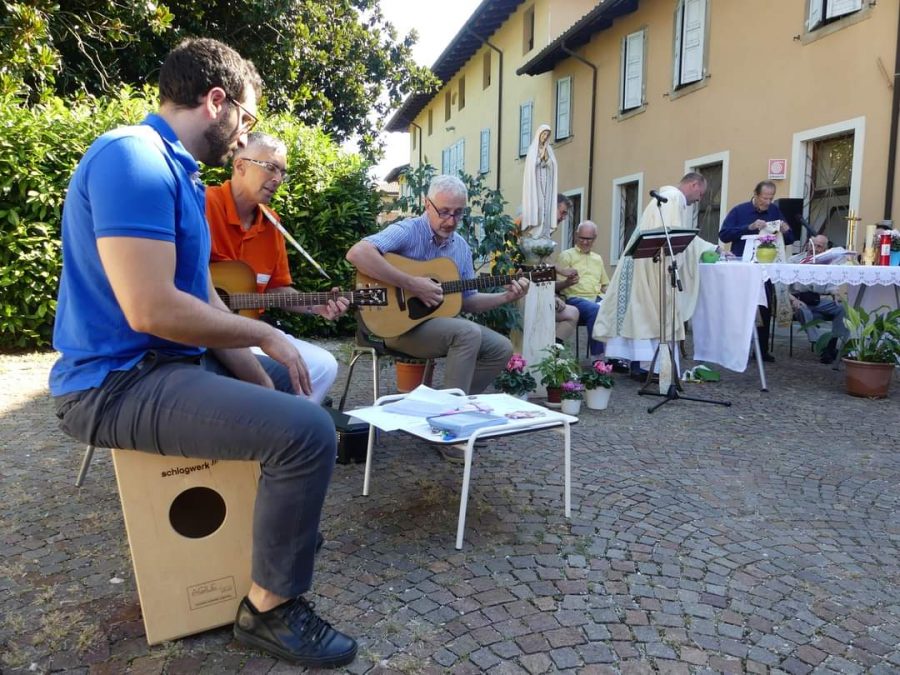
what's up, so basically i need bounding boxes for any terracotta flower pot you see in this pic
[843,358,895,398]
[395,361,427,393]
[546,386,562,403]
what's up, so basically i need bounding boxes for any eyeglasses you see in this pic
[576,236,596,242]
[226,96,258,134]
[243,157,289,182]
[427,198,468,221]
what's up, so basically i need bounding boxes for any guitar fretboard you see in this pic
[440,269,549,294]
[224,292,356,310]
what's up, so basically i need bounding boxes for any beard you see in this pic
[200,115,238,167]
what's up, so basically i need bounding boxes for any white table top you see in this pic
[347,392,577,445]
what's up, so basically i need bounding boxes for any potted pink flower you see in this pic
[493,353,537,399]
[581,360,614,410]
[755,233,778,263]
[560,380,584,415]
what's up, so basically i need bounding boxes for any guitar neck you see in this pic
[225,291,355,311]
[441,270,535,295]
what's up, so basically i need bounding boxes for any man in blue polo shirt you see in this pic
[346,174,529,395]
[720,181,795,362]
[50,38,356,668]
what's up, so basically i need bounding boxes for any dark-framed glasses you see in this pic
[427,197,468,221]
[226,96,258,134]
[243,158,289,183]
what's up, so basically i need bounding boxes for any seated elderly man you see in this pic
[555,221,610,358]
[789,235,848,363]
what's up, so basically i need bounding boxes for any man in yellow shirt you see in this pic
[556,221,610,357]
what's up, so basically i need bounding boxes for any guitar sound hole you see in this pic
[407,297,442,320]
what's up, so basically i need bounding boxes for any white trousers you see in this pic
[251,330,338,404]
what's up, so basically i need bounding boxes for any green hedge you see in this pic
[0,86,379,350]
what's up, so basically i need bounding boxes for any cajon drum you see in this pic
[111,450,259,645]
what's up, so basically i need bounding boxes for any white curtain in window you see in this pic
[680,0,706,85]
[622,30,644,110]
[826,0,862,19]
[556,77,571,139]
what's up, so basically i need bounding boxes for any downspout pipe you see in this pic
[409,121,424,210]
[466,28,503,191]
[884,5,900,219]
[561,44,598,220]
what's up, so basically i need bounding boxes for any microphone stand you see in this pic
[638,192,731,413]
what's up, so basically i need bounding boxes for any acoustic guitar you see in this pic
[211,260,388,318]
[355,253,556,338]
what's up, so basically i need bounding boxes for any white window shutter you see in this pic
[480,129,490,174]
[519,102,533,156]
[442,148,450,175]
[826,0,862,19]
[457,139,465,176]
[622,31,644,110]
[556,77,571,139]
[807,0,823,30]
[680,0,705,85]
[673,0,684,88]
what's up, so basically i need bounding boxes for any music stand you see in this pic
[625,227,732,413]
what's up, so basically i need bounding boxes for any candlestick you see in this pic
[844,210,861,250]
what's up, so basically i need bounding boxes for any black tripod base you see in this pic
[638,384,732,414]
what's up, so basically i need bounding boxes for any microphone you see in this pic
[649,189,668,204]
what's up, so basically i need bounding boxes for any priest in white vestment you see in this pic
[593,173,717,378]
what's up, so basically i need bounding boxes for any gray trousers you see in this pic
[384,317,513,394]
[54,350,335,599]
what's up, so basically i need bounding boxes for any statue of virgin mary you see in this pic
[520,124,558,241]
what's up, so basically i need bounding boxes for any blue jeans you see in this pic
[565,296,604,355]
[54,350,336,599]
[796,299,849,343]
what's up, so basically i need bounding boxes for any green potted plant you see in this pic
[581,360,615,410]
[559,380,584,415]
[815,303,900,398]
[533,344,580,404]
[493,353,537,399]
[754,233,777,263]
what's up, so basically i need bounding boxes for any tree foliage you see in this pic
[0,85,381,350]
[0,0,437,155]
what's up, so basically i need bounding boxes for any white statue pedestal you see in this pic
[512,281,555,398]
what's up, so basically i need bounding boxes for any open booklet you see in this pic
[379,385,474,418]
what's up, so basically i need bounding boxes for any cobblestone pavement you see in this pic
[1,337,899,674]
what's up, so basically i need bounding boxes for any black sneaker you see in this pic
[234,596,357,668]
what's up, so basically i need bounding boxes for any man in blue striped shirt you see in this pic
[346,175,529,394]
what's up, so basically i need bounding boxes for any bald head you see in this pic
[809,234,828,254]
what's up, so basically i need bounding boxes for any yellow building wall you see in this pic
[559,0,896,264]
[410,0,596,219]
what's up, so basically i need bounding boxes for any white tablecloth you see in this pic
[758,262,900,286]
[759,262,900,313]
[692,263,766,372]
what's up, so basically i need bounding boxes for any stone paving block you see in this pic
[4,345,900,673]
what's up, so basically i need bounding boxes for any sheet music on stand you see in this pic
[624,228,698,259]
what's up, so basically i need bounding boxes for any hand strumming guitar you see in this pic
[406,276,444,307]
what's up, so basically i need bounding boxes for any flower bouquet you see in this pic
[493,353,537,397]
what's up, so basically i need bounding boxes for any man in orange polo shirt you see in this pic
[206,132,348,403]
